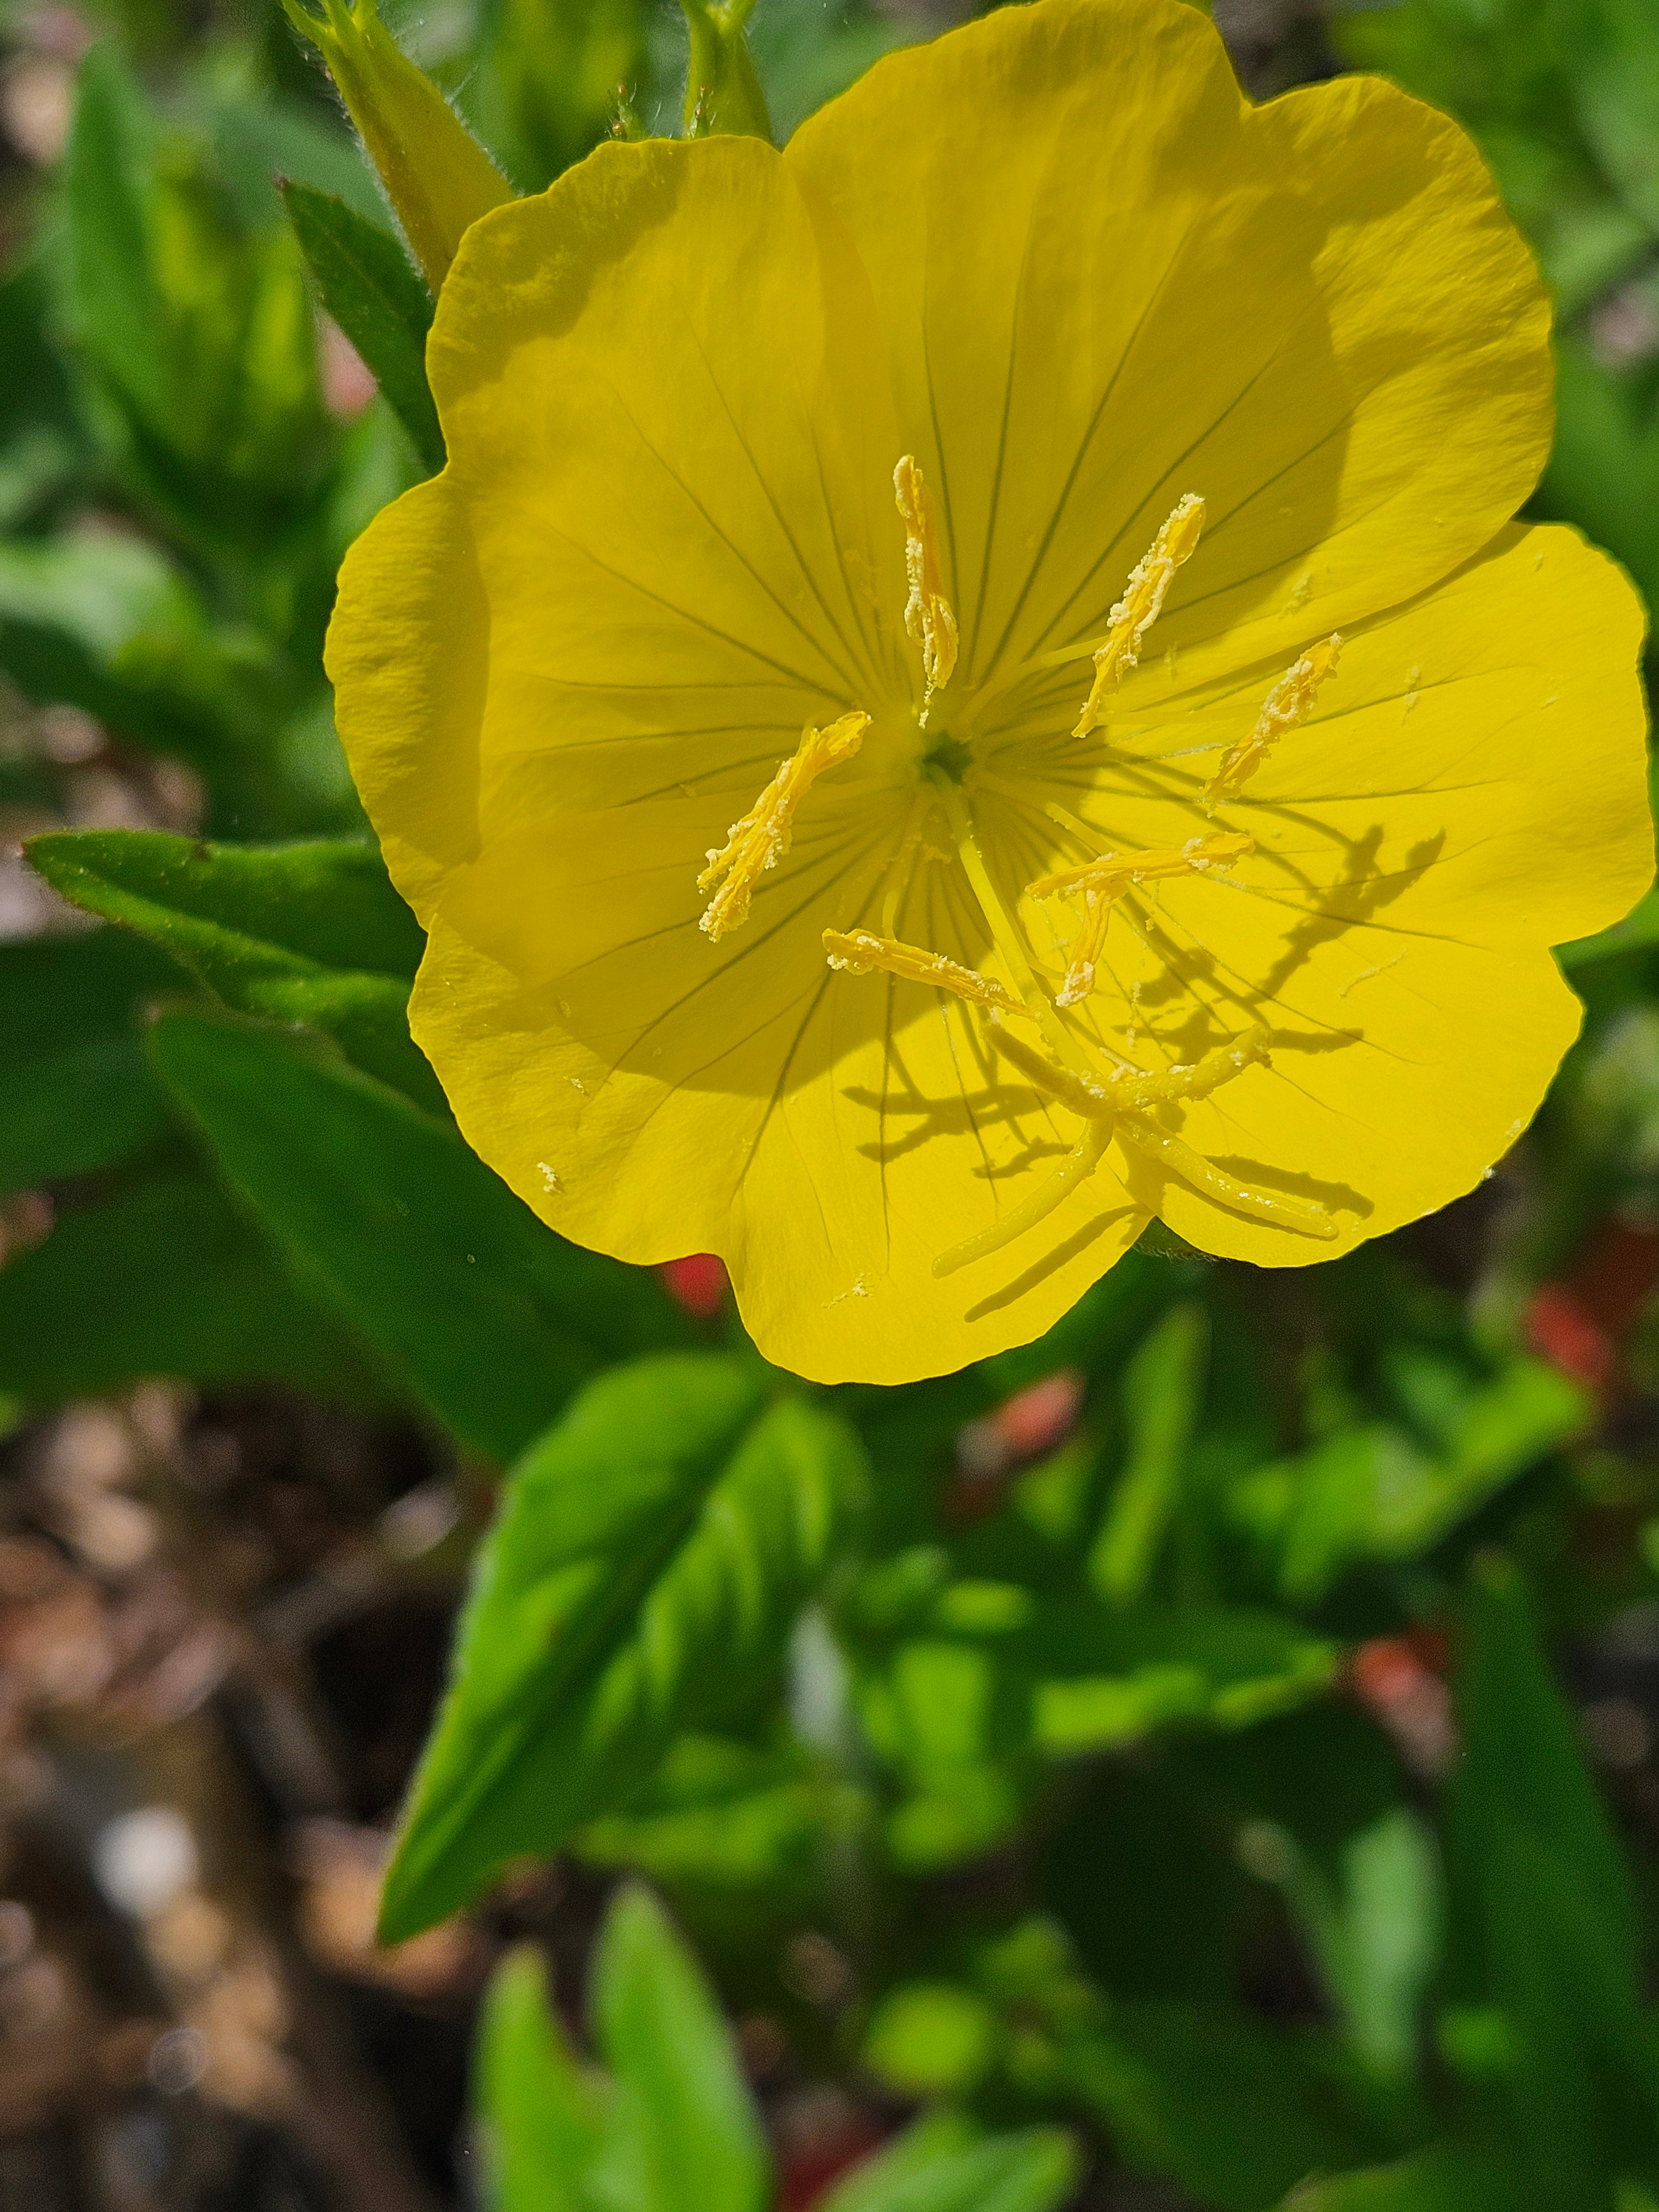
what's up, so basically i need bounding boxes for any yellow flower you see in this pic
[327,0,1651,1386]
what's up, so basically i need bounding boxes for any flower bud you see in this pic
[285,0,513,289]
[679,0,772,141]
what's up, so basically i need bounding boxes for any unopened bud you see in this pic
[285,0,513,290]
[679,0,772,140]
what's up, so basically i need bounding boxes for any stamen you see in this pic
[1116,1119,1337,1239]
[1073,493,1205,738]
[822,928,1036,1019]
[988,1021,1271,1120]
[1027,832,1255,902]
[966,1019,1334,1250]
[927,770,1097,1081]
[1206,634,1341,803]
[698,709,869,940]
[933,1123,1108,1277]
[894,456,958,715]
[1056,888,1112,1009]
[1026,833,1254,1008]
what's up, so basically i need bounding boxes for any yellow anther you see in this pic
[894,455,958,714]
[822,928,1036,1019]
[989,1021,1270,1120]
[954,1019,1334,1263]
[1207,634,1342,803]
[1029,833,1255,901]
[1055,889,1113,1009]
[1026,833,1254,1008]
[1073,493,1205,738]
[698,710,869,940]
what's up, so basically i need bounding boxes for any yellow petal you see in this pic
[788,0,1550,701]
[326,473,486,924]
[413,804,1149,1384]
[424,135,907,831]
[993,524,1651,1265]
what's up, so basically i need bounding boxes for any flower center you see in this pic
[692,472,1347,1272]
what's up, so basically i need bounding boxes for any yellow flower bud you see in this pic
[285,0,513,290]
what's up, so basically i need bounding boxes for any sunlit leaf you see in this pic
[30,828,438,1107]
[380,1359,864,1937]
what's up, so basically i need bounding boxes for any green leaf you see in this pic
[1230,1357,1587,1603]
[473,1946,606,2212]
[574,1733,868,1893]
[0,254,86,529]
[380,1359,864,1938]
[587,1885,768,2212]
[146,1006,690,1463]
[859,1593,1334,1869]
[1090,1303,1208,1603]
[63,48,331,523]
[0,929,182,1193]
[861,1984,1002,2099]
[1559,887,1659,971]
[1025,1600,1338,1753]
[819,2113,1079,2212]
[0,525,274,771]
[0,1165,380,1404]
[1068,2003,1373,2212]
[1245,1809,1443,2088]
[29,829,437,1107]
[1444,1554,1658,2189]
[281,182,444,474]
[62,47,168,434]
[1277,2142,1532,2211]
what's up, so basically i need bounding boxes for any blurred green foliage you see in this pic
[1,0,1658,2203]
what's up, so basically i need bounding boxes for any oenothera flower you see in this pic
[329,0,1651,1385]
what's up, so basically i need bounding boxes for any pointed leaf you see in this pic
[30,828,436,1106]
[1279,2142,1533,2210]
[381,1358,864,1937]
[473,1946,606,2212]
[587,1886,768,2212]
[146,1006,690,1462]
[281,182,444,473]
[1091,1302,1208,1603]
[820,2117,1078,2212]
[1446,1554,1657,2188]
[1068,2002,1374,2212]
